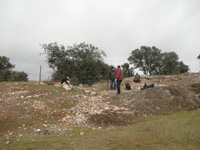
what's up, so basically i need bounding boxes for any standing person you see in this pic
[109,66,117,90]
[116,65,123,94]
[61,76,71,90]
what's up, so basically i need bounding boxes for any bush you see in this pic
[9,71,28,81]
[0,69,12,82]
[70,76,80,86]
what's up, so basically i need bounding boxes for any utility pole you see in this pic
[39,66,42,82]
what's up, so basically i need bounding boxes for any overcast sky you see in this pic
[0,0,200,81]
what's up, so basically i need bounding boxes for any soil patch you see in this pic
[191,83,200,94]
[87,74,200,128]
[87,111,135,128]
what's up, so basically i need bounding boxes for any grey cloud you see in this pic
[0,0,200,80]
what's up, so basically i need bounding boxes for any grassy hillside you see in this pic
[0,74,200,150]
[1,109,200,150]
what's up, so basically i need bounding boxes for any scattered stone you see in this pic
[26,96,32,99]
[90,92,97,96]
[85,90,91,94]
[1,73,200,134]
[36,129,41,132]
[80,132,84,135]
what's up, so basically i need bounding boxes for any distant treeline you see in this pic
[41,42,190,85]
[1,43,192,83]
[128,46,190,75]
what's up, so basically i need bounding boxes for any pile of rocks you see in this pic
[60,90,130,127]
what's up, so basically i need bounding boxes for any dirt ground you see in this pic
[1,73,200,135]
[87,73,200,128]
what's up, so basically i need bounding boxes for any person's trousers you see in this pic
[110,79,116,90]
[117,80,122,94]
[62,83,71,90]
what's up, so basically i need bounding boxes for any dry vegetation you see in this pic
[0,73,200,150]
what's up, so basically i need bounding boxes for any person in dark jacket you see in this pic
[116,65,123,94]
[109,66,117,90]
[61,76,71,90]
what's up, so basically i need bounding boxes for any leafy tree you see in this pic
[161,52,180,75]
[128,48,144,72]
[128,46,189,75]
[0,56,28,82]
[0,69,12,81]
[128,46,162,75]
[161,52,189,74]
[122,63,134,77]
[178,61,189,73]
[0,56,14,70]
[0,56,14,81]
[9,71,28,81]
[41,42,109,85]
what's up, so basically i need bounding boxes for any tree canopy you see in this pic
[0,56,28,82]
[0,56,15,70]
[41,42,109,85]
[121,63,134,77]
[128,46,189,75]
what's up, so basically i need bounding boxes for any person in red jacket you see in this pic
[116,65,123,94]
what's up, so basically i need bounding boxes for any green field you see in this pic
[1,110,200,150]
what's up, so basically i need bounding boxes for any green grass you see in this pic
[70,110,200,150]
[1,110,200,150]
